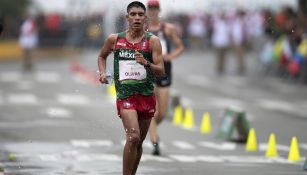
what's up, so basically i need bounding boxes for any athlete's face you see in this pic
[126,7,146,30]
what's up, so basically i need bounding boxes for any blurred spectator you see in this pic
[211,13,230,74]
[0,23,3,36]
[229,10,246,74]
[188,13,206,50]
[45,13,61,35]
[19,15,38,72]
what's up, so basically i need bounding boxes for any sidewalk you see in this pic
[0,40,81,61]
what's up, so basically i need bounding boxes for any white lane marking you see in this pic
[142,140,154,149]
[72,75,88,84]
[75,155,92,161]
[257,99,295,112]
[61,150,80,158]
[35,71,60,83]
[259,143,290,152]
[46,107,72,118]
[7,93,38,104]
[121,140,165,149]
[17,80,33,90]
[210,98,244,108]
[169,155,198,162]
[220,156,275,163]
[198,141,236,150]
[71,140,113,148]
[299,143,307,150]
[172,141,195,150]
[94,154,121,161]
[197,155,225,162]
[13,153,303,164]
[57,94,89,105]
[38,154,59,161]
[0,72,21,82]
[141,154,173,162]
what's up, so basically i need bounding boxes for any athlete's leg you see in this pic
[149,86,170,154]
[121,109,141,175]
[155,87,170,124]
[217,47,226,74]
[132,117,152,174]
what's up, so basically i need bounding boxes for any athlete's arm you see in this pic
[164,23,184,61]
[149,35,165,76]
[97,34,117,84]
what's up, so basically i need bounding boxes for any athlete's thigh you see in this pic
[120,109,140,134]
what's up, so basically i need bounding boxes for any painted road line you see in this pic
[93,154,121,161]
[7,93,38,105]
[172,141,195,150]
[259,143,290,152]
[17,80,33,90]
[72,75,88,84]
[169,155,198,162]
[38,154,58,161]
[210,98,244,108]
[35,71,60,83]
[198,141,236,150]
[46,107,72,118]
[71,140,113,148]
[121,140,165,150]
[0,72,21,82]
[57,94,89,105]
[257,99,295,112]
[197,155,225,162]
[10,152,305,164]
[141,154,173,162]
[300,143,307,150]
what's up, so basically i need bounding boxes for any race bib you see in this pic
[119,60,147,83]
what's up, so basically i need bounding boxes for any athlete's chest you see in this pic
[114,37,150,51]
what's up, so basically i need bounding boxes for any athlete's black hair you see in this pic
[127,1,146,13]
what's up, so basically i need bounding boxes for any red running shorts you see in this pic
[116,94,156,120]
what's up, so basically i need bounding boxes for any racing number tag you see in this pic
[119,60,147,81]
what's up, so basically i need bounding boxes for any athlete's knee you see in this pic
[126,129,141,145]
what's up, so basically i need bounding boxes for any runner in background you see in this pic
[147,0,184,156]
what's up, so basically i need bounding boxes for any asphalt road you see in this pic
[0,49,306,175]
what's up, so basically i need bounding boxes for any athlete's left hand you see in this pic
[135,50,147,66]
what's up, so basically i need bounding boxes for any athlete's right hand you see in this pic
[99,73,108,84]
